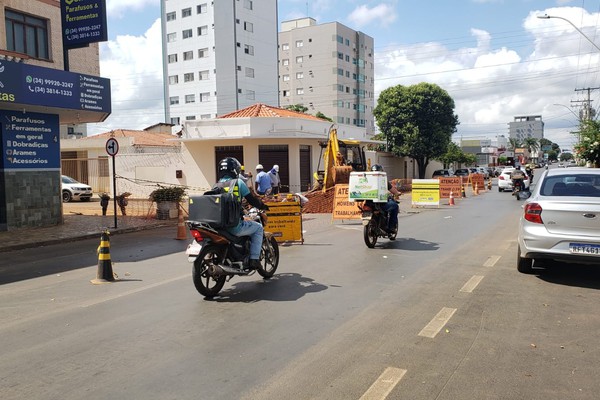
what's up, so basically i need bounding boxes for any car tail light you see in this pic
[524,203,543,224]
[190,229,203,242]
[499,175,505,180]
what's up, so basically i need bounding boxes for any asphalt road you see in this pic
[2,186,600,400]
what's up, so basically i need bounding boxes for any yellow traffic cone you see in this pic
[488,178,492,191]
[91,230,116,284]
[474,183,479,196]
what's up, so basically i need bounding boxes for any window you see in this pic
[170,117,180,125]
[5,10,49,59]
[244,22,253,32]
[197,3,207,13]
[199,70,209,80]
[182,7,191,17]
[167,33,176,42]
[296,72,303,79]
[168,54,178,63]
[169,96,179,105]
[337,84,344,91]
[200,92,210,102]
[244,0,253,10]
[282,43,289,51]
[201,114,211,119]
[337,52,343,60]
[244,44,254,55]
[167,12,176,21]
[183,29,193,39]
[296,88,304,95]
[246,90,255,100]
[185,94,195,104]
[198,26,208,36]
[282,74,290,82]
[296,40,303,47]
[182,51,193,61]
[184,73,194,82]
[245,67,255,78]
[169,75,179,85]
[282,90,289,97]
[337,68,344,76]
[186,116,196,121]
[336,35,343,44]
[296,56,303,63]
[282,59,289,66]
[198,48,209,58]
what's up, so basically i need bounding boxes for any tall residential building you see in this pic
[509,115,544,141]
[278,18,375,134]
[161,0,279,125]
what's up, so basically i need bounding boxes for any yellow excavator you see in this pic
[314,126,368,191]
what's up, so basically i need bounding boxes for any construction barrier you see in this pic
[91,230,116,284]
[264,200,304,244]
[332,184,361,220]
[411,179,440,207]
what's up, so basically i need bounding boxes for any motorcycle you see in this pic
[358,198,398,248]
[185,207,279,298]
[512,179,530,200]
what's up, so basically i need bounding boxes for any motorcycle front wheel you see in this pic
[192,244,226,298]
[258,236,279,279]
[363,218,378,248]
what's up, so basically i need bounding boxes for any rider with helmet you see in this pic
[371,164,401,234]
[510,165,527,194]
[217,157,269,270]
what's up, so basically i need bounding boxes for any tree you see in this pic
[574,119,600,167]
[508,137,522,150]
[373,83,459,178]
[547,149,558,162]
[437,142,476,168]
[523,137,539,160]
[285,104,308,113]
[315,111,333,122]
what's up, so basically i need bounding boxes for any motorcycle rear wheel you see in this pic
[258,236,279,279]
[364,218,378,248]
[192,244,226,298]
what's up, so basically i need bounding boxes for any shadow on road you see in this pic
[378,237,440,251]
[534,262,600,290]
[209,273,328,302]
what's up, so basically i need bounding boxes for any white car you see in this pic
[61,175,93,202]
[497,168,530,192]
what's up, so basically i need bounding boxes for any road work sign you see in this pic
[411,179,440,207]
[333,184,362,220]
[438,177,461,199]
[264,201,303,243]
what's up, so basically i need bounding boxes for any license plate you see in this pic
[569,243,600,255]
[361,212,372,226]
[186,241,202,262]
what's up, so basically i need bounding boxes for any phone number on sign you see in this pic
[45,88,73,96]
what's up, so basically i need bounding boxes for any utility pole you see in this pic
[573,87,600,121]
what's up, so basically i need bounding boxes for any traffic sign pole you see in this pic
[105,138,119,229]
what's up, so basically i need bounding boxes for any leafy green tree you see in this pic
[285,104,308,113]
[315,111,333,122]
[508,137,522,150]
[560,152,574,161]
[547,149,558,162]
[437,142,476,168]
[523,137,539,154]
[373,83,459,178]
[574,119,600,167]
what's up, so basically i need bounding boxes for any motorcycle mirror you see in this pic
[520,191,532,200]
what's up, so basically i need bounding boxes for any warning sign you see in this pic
[470,173,485,191]
[438,177,461,199]
[411,179,440,207]
[264,201,303,243]
[332,184,362,220]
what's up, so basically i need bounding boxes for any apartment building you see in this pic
[509,115,544,141]
[278,18,375,134]
[161,0,279,125]
[0,0,100,138]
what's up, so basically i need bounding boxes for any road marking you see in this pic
[359,367,407,400]
[418,307,457,338]
[460,275,484,293]
[483,255,501,267]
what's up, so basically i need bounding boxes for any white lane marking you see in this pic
[359,367,407,400]
[418,307,457,338]
[483,255,501,267]
[459,275,484,293]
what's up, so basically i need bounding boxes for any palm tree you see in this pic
[523,137,539,161]
[508,137,522,150]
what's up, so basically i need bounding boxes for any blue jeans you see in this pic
[229,220,263,259]
[382,199,399,231]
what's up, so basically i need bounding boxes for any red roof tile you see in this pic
[82,129,179,147]
[218,103,325,121]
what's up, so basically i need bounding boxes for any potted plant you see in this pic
[149,186,186,219]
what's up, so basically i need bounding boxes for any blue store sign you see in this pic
[0,111,60,171]
[0,59,110,114]
[61,0,108,49]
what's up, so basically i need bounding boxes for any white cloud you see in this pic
[105,0,156,18]
[348,4,397,28]
[89,19,164,135]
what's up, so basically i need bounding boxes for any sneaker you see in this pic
[247,259,261,270]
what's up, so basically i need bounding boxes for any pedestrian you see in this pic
[269,164,281,195]
[255,164,272,195]
[239,165,252,184]
[100,193,110,216]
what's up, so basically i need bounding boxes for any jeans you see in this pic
[229,219,263,259]
[382,199,399,231]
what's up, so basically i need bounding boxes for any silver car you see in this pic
[517,167,600,273]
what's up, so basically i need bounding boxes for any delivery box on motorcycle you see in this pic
[188,181,241,228]
[348,172,388,202]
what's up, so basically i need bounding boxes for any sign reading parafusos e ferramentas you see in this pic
[60,0,108,49]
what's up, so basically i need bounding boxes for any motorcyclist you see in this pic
[525,164,533,184]
[217,157,269,270]
[510,165,526,195]
[370,164,401,234]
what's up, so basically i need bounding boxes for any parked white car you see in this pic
[61,175,93,202]
[497,168,530,192]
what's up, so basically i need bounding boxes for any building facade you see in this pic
[509,115,544,141]
[278,18,375,135]
[161,0,279,126]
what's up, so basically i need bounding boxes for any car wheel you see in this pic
[62,190,72,203]
[517,245,534,273]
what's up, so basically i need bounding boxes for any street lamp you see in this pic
[537,14,600,52]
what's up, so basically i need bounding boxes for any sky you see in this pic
[91,0,600,151]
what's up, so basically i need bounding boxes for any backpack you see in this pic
[188,179,242,228]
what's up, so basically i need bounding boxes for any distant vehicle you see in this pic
[61,175,93,203]
[494,166,507,177]
[454,168,470,177]
[558,162,565,168]
[517,167,600,273]
[497,168,530,192]
[432,169,454,178]
[476,167,489,178]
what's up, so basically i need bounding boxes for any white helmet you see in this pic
[256,164,264,170]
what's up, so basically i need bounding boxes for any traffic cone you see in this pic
[448,190,455,206]
[474,183,479,196]
[91,230,116,284]
[461,184,467,198]
[487,178,492,191]
[176,207,187,240]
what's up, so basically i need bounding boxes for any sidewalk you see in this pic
[0,193,466,253]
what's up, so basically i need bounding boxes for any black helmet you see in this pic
[371,164,384,172]
[218,157,241,178]
[515,165,521,170]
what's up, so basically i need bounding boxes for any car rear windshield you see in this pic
[540,174,600,197]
